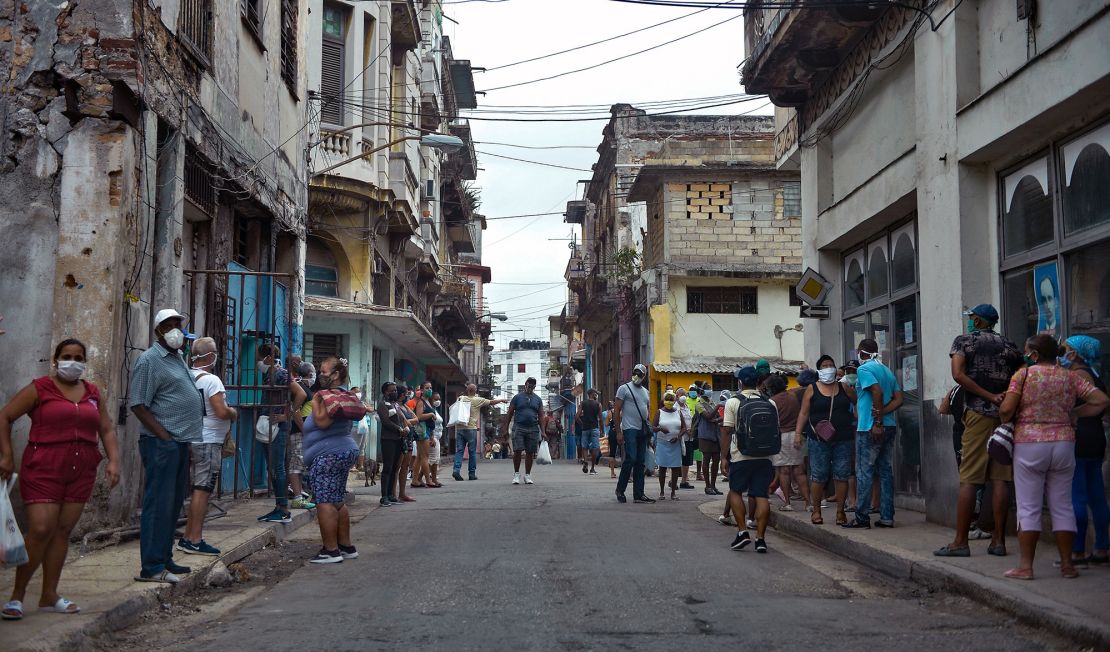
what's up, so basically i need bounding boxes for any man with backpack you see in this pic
[720,366,781,553]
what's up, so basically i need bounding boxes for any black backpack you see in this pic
[737,395,781,457]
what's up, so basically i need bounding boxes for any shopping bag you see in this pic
[449,399,471,428]
[645,445,657,475]
[254,415,277,443]
[0,476,28,567]
[537,440,552,465]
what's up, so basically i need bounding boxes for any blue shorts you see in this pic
[578,428,600,449]
[727,458,774,498]
[808,438,853,483]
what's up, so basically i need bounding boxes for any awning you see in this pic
[304,296,461,369]
[652,357,805,376]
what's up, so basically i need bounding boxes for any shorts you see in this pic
[414,428,430,442]
[306,449,359,505]
[808,438,852,483]
[682,439,695,466]
[960,411,1013,484]
[579,428,601,450]
[429,437,441,465]
[190,442,222,493]
[513,425,541,455]
[287,431,305,475]
[20,442,101,504]
[727,458,774,498]
[607,434,621,459]
[771,432,804,467]
[698,437,720,455]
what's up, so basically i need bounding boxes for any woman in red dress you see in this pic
[0,339,121,620]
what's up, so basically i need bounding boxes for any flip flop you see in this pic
[1,600,23,620]
[134,570,180,584]
[40,597,80,614]
[811,513,824,525]
[1004,567,1034,580]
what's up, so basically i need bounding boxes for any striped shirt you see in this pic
[129,342,203,442]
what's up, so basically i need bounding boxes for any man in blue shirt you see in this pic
[842,338,903,529]
[504,377,545,485]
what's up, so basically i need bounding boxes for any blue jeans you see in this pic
[259,421,289,508]
[616,427,649,498]
[1072,457,1110,553]
[453,428,478,477]
[854,428,895,524]
[139,437,189,576]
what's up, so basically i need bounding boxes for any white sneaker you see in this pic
[512,472,521,485]
[525,474,534,485]
[745,518,756,529]
[718,515,735,526]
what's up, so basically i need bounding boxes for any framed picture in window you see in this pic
[1034,261,1060,337]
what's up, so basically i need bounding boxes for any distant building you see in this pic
[490,340,552,407]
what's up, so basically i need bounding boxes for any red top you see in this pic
[28,376,101,445]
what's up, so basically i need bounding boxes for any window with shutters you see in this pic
[179,0,213,66]
[306,333,343,372]
[241,0,264,49]
[320,3,347,126]
[280,0,298,95]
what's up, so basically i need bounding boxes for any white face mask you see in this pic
[818,368,837,384]
[433,400,442,408]
[632,374,644,386]
[257,361,271,374]
[56,360,86,382]
[191,351,217,369]
[843,374,858,385]
[162,328,185,350]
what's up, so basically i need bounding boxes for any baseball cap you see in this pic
[718,390,732,402]
[735,366,759,386]
[963,304,999,323]
[153,308,186,328]
[633,363,647,376]
[755,359,771,374]
[797,369,818,386]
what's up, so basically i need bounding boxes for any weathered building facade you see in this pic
[1,0,309,530]
[743,0,1110,521]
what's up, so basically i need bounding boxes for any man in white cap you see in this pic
[613,363,654,504]
[129,309,204,584]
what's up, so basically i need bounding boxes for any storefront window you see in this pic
[891,227,916,291]
[1002,157,1053,257]
[1062,123,1110,236]
[867,241,889,301]
[1066,240,1110,374]
[845,253,865,310]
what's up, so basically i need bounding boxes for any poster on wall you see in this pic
[902,355,918,392]
[1034,261,1060,337]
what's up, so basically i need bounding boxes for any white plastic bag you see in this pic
[537,440,552,465]
[449,399,471,428]
[0,476,28,567]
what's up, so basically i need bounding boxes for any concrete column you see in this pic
[151,129,186,315]
[291,234,306,355]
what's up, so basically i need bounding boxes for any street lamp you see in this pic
[479,312,508,322]
[316,133,465,175]
[773,323,804,360]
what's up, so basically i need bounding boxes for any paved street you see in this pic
[167,460,1059,651]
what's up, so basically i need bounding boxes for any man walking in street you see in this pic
[614,364,655,504]
[129,309,204,584]
[504,378,545,485]
[453,384,506,481]
[575,388,602,475]
[843,339,903,530]
[721,366,779,552]
[936,304,1022,557]
[179,337,237,557]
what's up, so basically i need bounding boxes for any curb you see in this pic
[52,505,327,651]
[764,510,1110,649]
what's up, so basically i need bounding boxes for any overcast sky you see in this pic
[443,0,771,350]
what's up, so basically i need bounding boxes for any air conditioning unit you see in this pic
[422,179,436,201]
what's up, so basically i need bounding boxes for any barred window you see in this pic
[687,287,758,314]
[241,0,263,46]
[280,0,298,95]
[179,0,213,65]
[783,181,801,218]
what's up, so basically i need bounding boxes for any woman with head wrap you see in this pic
[1060,335,1109,566]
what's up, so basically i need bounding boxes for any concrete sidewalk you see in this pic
[0,496,321,652]
[698,498,1109,648]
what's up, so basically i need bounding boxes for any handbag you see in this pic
[221,429,237,459]
[318,389,368,421]
[810,387,838,442]
[987,368,1028,466]
[449,399,471,428]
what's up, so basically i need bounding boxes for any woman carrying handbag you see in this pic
[795,355,857,526]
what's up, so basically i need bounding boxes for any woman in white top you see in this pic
[675,387,695,489]
[652,390,688,500]
[428,393,444,486]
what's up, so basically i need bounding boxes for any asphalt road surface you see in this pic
[184,460,1060,651]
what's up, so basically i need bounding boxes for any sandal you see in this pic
[410,483,427,488]
[40,597,80,614]
[811,512,824,525]
[1,600,23,620]
[1060,565,1079,579]
[835,512,847,526]
[1004,567,1034,580]
[778,504,795,512]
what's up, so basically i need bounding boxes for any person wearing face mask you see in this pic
[178,337,237,557]
[695,383,724,497]
[652,390,687,500]
[612,364,654,503]
[128,309,205,584]
[394,386,419,502]
[453,383,507,482]
[253,343,308,524]
[936,304,1023,558]
[428,392,445,486]
[675,387,695,489]
[411,382,438,488]
[289,361,317,508]
[795,355,856,526]
[0,339,121,619]
[504,377,546,485]
[376,382,406,506]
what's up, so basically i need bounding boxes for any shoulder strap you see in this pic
[624,382,648,425]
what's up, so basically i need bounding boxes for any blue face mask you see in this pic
[1058,354,1073,368]
[966,318,976,333]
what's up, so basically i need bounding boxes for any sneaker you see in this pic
[718,515,735,527]
[525,474,534,485]
[841,518,871,530]
[338,544,359,560]
[452,472,464,481]
[309,549,343,564]
[290,498,316,510]
[258,508,293,524]
[616,493,627,503]
[820,500,829,509]
[589,470,598,475]
[468,475,478,481]
[633,495,656,504]
[745,518,756,529]
[177,538,220,556]
[968,526,992,540]
[388,496,404,505]
[730,531,752,550]
[379,497,393,507]
[512,473,521,485]
[680,482,694,489]
[875,520,895,528]
[754,538,768,553]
